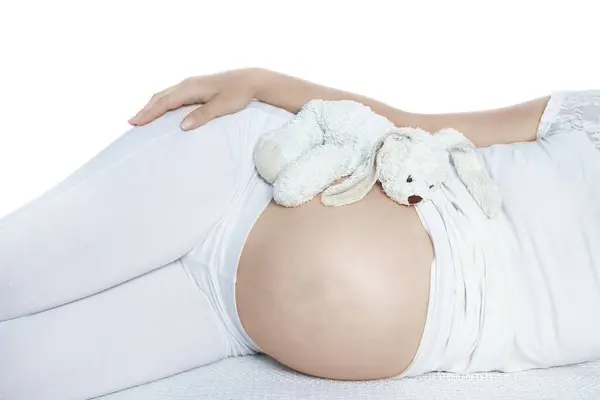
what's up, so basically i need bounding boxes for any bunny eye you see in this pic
[429,185,434,189]
[406,175,413,183]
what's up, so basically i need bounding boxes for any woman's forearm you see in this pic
[252,68,549,147]
[253,68,407,124]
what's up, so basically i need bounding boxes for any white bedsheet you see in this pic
[99,355,600,400]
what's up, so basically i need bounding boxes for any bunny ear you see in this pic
[321,162,377,206]
[447,139,503,218]
[321,130,403,206]
[434,127,473,149]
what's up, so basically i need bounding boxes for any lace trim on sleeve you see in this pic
[537,90,600,151]
[536,91,566,139]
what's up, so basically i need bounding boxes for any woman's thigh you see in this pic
[0,259,230,400]
[0,102,292,321]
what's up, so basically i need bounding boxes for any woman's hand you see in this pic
[128,68,266,131]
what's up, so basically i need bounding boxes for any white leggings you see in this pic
[0,101,294,400]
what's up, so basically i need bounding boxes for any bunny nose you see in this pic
[408,195,423,205]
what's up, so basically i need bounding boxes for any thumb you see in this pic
[180,93,240,131]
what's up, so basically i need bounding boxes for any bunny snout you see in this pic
[376,139,446,207]
[407,195,423,205]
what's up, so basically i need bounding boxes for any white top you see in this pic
[399,90,600,377]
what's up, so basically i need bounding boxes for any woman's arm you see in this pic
[254,68,550,148]
[129,68,550,148]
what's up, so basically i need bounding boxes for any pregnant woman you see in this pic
[1,68,599,400]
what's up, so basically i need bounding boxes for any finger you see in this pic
[129,78,210,125]
[128,87,176,124]
[129,88,193,125]
[180,94,243,131]
[132,77,200,120]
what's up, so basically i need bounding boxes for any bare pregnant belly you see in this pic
[236,183,434,380]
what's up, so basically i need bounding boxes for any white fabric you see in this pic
[98,355,600,400]
[4,93,600,400]
[0,101,294,400]
[401,90,600,377]
[97,91,600,400]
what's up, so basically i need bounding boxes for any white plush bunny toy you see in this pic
[253,99,502,218]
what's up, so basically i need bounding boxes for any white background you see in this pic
[1,0,599,218]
